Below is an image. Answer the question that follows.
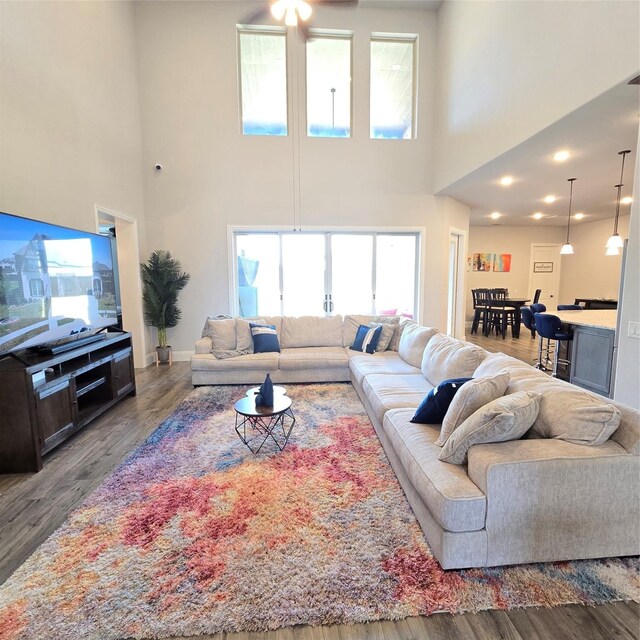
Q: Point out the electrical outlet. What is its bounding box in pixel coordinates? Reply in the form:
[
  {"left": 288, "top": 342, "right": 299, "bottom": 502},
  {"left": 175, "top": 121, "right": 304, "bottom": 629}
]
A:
[{"left": 628, "top": 321, "right": 640, "bottom": 339}]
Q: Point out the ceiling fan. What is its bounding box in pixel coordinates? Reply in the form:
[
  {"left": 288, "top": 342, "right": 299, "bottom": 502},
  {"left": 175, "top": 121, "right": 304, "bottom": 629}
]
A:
[{"left": 241, "top": 0, "right": 359, "bottom": 38}]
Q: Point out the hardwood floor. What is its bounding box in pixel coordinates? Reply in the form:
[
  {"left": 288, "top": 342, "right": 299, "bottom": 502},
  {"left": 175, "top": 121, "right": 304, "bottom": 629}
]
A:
[{"left": 0, "top": 361, "right": 637, "bottom": 640}]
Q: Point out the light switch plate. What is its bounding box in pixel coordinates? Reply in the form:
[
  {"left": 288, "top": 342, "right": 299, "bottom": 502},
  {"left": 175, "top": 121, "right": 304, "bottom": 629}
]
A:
[{"left": 628, "top": 321, "right": 640, "bottom": 339}]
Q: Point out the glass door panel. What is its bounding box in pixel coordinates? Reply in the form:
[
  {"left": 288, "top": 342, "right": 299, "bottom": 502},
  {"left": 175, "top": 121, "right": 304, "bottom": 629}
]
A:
[
  {"left": 282, "top": 234, "right": 326, "bottom": 316},
  {"left": 375, "top": 235, "right": 417, "bottom": 318},
  {"left": 236, "top": 234, "right": 281, "bottom": 317},
  {"left": 331, "top": 235, "right": 373, "bottom": 315}
]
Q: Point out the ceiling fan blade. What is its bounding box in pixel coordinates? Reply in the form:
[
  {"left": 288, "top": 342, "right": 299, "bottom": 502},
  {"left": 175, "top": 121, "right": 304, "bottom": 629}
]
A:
[{"left": 238, "top": 6, "right": 271, "bottom": 25}]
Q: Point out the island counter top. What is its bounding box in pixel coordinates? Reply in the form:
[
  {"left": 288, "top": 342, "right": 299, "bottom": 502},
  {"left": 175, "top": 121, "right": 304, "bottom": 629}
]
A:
[{"left": 554, "top": 309, "right": 617, "bottom": 331}]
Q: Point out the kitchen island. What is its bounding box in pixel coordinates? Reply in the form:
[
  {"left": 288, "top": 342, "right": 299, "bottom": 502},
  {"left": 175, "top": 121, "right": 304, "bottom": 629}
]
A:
[{"left": 555, "top": 309, "right": 617, "bottom": 398}]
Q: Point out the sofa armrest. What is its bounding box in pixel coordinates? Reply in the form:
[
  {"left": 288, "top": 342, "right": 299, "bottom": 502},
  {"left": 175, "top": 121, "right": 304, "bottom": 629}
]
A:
[{"left": 195, "top": 337, "right": 212, "bottom": 354}]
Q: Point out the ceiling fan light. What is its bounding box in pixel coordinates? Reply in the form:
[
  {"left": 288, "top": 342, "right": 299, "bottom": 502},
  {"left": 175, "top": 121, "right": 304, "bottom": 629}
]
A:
[
  {"left": 606, "top": 245, "right": 620, "bottom": 256},
  {"left": 606, "top": 233, "right": 624, "bottom": 249},
  {"left": 560, "top": 243, "right": 574, "bottom": 255},
  {"left": 297, "top": 0, "right": 312, "bottom": 21},
  {"left": 271, "top": 0, "right": 286, "bottom": 20},
  {"left": 284, "top": 6, "right": 298, "bottom": 25}
]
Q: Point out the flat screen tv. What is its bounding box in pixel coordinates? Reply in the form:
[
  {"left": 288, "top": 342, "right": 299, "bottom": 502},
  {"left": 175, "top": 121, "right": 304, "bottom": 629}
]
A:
[{"left": 0, "top": 212, "right": 121, "bottom": 355}]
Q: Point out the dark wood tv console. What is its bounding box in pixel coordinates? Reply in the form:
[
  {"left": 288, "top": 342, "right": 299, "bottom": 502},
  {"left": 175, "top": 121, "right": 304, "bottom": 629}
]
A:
[{"left": 0, "top": 331, "right": 136, "bottom": 473}]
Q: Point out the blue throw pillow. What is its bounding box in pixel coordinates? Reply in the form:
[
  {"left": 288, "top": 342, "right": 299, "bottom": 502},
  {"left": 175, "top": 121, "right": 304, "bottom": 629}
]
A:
[
  {"left": 411, "top": 378, "right": 472, "bottom": 424},
  {"left": 350, "top": 324, "right": 383, "bottom": 354},
  {"left": 250, "top": 323, "right": 281, "bottom": 353}
]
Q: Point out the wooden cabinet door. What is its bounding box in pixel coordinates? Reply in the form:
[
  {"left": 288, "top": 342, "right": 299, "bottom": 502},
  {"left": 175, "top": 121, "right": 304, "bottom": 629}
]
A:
[
  {"left": 35, "top": 380, "right": 77, "bottom": 453},
  {"left": 112, "top": 351, "right": 134, "bottom": 397}
]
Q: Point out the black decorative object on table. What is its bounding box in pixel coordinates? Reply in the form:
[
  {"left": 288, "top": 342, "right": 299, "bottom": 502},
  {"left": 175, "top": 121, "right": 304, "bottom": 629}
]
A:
[{"left": 255, "top": 373, "right": 274, "bottom": 407}]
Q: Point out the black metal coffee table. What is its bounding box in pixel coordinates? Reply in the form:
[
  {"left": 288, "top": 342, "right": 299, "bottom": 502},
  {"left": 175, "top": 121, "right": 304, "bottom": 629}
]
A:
[{"left": 234, "top": 392, "right": 296, "bottom": 454}]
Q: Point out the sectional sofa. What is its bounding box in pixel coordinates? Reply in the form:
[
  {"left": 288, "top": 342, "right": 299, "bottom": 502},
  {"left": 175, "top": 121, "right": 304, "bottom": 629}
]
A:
[{"left": 191, "top": 314, "right": 640, "bottom": 570}]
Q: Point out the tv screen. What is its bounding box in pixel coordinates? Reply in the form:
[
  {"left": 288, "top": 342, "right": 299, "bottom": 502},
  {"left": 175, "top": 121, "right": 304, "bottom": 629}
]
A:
[{"left": 0, "top": 212, "right": 120, "bottom": 354}]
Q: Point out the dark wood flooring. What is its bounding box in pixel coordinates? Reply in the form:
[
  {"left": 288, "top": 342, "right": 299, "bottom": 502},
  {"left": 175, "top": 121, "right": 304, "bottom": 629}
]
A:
[{"left": 0, "top": 361, "right": 637, "bottom": 640}]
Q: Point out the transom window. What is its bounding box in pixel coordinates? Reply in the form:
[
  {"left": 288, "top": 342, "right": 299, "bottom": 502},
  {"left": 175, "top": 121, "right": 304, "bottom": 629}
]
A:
[
  {"left": 306, "top": 33, "right": 352, "bottom": 138},
  {"left": 370, "top": 35, "right": 417, "bottom": 139},
  {"left": 238, "top": 29, "right": 288, "bottom": 136},
  {"left": 233, "top": 231, "right": 420, "bottom": 318}
]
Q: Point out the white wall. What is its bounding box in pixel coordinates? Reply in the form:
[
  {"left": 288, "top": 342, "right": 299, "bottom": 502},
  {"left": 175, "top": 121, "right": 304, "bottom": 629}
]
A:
[
  {"left": 559, "top": 215, "right": 630, "bottom": 305},
  {"left": 434, "top": 0, "right": 640, "bottom": 192},
  {"left": 0, "top": 0, "right": 148, "bottom": 366},
  {"left": 466, "top": 224, "right": 564, "bottom": 321},
  {"left": 134, "top": 1, "right": 468, "bottom": 355},
  {"left": 614, "top": 140, "right": 640, "bottom": 409}
]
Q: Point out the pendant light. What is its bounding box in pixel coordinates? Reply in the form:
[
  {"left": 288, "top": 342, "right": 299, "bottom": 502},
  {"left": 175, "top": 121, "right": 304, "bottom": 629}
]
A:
[
  {"left": 560, "top": 178, "right": 577, "bottom": 255},
  {"left": 606, "top": 149, "right": 631, "bottom": 251}
]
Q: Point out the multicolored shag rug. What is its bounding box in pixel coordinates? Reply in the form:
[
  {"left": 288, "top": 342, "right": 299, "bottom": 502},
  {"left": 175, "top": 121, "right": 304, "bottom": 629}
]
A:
[{"left": 0, "top": 383, "right": 638, "bottom": 640}]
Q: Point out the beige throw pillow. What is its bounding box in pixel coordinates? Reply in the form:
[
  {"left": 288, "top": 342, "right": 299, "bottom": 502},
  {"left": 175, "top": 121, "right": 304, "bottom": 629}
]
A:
[
  {"left": 370, "top": 322, "right": 396, "bottom": 352},
  {"left": 436, "top": 371, "right": 511, "bottom": 446},
  {"left": 439, "top": 391, "right": 542, "bottom": 465},
  {"left": 421, "top": 333, "right": 487, "bottom": 387},
  {"left": 236, "top": 317, "right": 264, "bottom": 353},
  {"left": 398, "top": 322, "right": 439, "bottom": 368}
]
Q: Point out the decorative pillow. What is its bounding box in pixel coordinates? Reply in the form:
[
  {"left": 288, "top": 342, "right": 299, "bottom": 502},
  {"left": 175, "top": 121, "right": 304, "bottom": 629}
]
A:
[
  {"left": 421, "top": 333, "right": 487, "bottom": 387},
  {"left": 436, "top": 371, "right": 511, "bottom": 446},
  {"left": 439, "top": 391, "right": 542, "bottom": 465},
  {"left": 250, "top": 323, "right": 281, "bottom": 353},
  {"left": 411, "top": 378, "right": 471, "bottom": 424},
  {"left": 201, "top": 317, "right": 239, "bottom": 359},
  {"left": 342, "top": 315, "right": 399, "bottom": 348},
  {"left": 398, "top": 322, "right": 439, "bottom": 368},
  {"left": 388, "top": 319, "right": 408, "bottom": 351},
  {"left": 370, "top": 322, "right": 396, "bottom": 352},
  {"left": 350, "top": 324, "right": 383, "bottom": 354},
  {"left": 236, "top": 317, "right": 264, "bottom": 353}
]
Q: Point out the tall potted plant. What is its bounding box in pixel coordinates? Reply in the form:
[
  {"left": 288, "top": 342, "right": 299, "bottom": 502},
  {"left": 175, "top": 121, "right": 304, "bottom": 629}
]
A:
[{"left": 140, "top": 250, "right": 190, "bottom": 364}]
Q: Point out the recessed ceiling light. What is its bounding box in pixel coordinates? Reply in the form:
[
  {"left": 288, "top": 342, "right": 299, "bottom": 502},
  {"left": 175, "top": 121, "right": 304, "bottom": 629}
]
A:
[
  {"left": 499, "top": 176, "right": 514, "bottom": 186},
  {"left": 621, "top": 196, "right": 633, "bottom": 205},
  {"left": 490, "top": 211, "right": 501, "bottom": 219},
  {"left": 553, "top": 150, "right": 571, "bottom": 162},
  {"left": 574, "top": 212, "right": 584, "bottom": 220},
  {"left": 543, "top": 195, "right": 556, "bottom": 204},
  {"left": 532, "top": 212, "right": 544, "bottom": 219}
]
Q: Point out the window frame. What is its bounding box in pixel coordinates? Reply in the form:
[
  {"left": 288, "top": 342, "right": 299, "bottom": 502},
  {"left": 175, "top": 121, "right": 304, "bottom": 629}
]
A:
[
  {"left": 237, "top": 25, "right": 289, "bottom": 137},
  {"left": 228, "top": 226, "right": 424, "bottom": 320},
  {"left": 304, "top": 29, "right": 354, "bottom": 139},
  {"left": 369, "top": 33, "right": 418, "bottom": 140}
]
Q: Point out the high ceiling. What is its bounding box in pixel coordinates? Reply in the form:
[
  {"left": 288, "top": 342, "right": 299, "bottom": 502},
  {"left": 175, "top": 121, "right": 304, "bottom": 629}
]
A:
[
  {"left": 360, "top": 0, "right": 442, "bottom": 9},
  {"left": 440, "top": 79, "right": 639, "bottom": 227}
]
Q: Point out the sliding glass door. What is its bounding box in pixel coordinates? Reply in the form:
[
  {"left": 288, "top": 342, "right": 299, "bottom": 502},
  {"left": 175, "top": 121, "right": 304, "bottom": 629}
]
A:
[{"left": 233, "top": 231, "right": 419, "bottom": 318}]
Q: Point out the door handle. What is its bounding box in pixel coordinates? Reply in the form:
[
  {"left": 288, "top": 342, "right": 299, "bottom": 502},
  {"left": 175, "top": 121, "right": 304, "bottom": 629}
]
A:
[{"left": 329, "top": 300, "right": 334, "bottom": 312}]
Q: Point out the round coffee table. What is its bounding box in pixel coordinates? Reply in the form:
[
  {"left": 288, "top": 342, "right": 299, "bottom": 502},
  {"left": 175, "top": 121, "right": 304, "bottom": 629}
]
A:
[{"left": 234, "top": 393, "right": 296, "bottom": 454}]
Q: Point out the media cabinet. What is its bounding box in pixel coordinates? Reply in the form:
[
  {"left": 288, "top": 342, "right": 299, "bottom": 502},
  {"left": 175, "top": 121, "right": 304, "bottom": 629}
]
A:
[{"left": 0, "top": 331, "right": 136, "bottom": 473}]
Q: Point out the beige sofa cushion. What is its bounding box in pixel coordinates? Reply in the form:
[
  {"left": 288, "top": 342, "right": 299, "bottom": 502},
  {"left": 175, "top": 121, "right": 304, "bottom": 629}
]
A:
[
  {"left": 281, "top": 315, "right": 344, "bottom": 348},
  {"left": 383, "top": 408, "right": 487, "bottom": 532},
  {"left": 342, "top": 315, "right": 399, "bottom": 348},
  {"left": 370, "top": 322, "right": 396, "bottom": 351},
  {"left": 236, "top": 317, "right": 264, "bottom": 352},
  {"left": 279, "top": 347, "right": 349, "bottom": 371},
  {"left": 436, "top": 372, "right": 511, "bottom": 447},
  {"left": 362, "top": 373, "right": 432, "bottom": 425},
  {"left": 440, "top": 391, "right": 541, "bottom": 465},
  {"left": 398, "top": 322, "right": 439, "bottom": 368},
  {"left": 474, "top": 352, "right": 622, "bottom": 446},
  {"left": 349, "top": 351, "right": 420, "bottom": 385},
  {"left": 190, "top": 352, "right": 279, "bottom": 371},
  {"left": 202, "top": 317, "right": 236, "bottom": 350},
  {"left": 421, "top": 333, "right": 487, "bottom": 386}
]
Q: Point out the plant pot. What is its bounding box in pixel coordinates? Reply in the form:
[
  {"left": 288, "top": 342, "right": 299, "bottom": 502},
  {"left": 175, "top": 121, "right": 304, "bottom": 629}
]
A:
[{"left": 156, "top": 345, "right": 172, "bottom": 365}]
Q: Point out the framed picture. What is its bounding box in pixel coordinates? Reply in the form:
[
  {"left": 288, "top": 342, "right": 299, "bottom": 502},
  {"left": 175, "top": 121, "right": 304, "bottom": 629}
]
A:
[
  {"left": 493, "top": 254, "right": 511, "bottom": 272},
  {"left": 534, "top": 262, "right": 554, "bottom": 273},
  {"left": 472, "top": 253, "right": 494, "bottom": 272}
]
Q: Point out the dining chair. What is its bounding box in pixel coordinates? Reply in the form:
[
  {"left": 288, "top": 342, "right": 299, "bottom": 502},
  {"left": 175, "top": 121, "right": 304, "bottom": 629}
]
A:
[
  {"left": 486, "top": 289, "right": 516, "bottom": 339},
  {"left": 532, "top": 289, "right": 542, "bottom": 304},
  {"left": 471, "top": 289, "right": 490, "bottom": 335}
]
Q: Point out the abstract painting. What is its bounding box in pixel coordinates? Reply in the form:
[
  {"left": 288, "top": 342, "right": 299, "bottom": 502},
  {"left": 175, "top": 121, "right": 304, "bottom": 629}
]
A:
[
  {"left": 493, "top": 253, "right": 512, "bottom": 272},
  {"left": 472, "top": 253, "right": 493, "bottom": 272}
]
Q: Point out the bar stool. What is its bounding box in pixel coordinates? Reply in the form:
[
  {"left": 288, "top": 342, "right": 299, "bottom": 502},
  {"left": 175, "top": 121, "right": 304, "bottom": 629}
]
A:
[
  {"left": 521, "top": 307, "right": 537, "bottom": 338},
  {"left": 557, "top": 304, "right": 582, "bottom": 310},
  {"left": 534, "top": 313, "right": 573, "bottom": 377}
]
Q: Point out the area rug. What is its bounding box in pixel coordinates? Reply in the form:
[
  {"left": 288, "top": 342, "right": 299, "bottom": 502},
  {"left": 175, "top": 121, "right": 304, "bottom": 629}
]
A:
[{"left": 0, "top": 384, "right": 638, "bottom": 640}]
